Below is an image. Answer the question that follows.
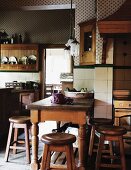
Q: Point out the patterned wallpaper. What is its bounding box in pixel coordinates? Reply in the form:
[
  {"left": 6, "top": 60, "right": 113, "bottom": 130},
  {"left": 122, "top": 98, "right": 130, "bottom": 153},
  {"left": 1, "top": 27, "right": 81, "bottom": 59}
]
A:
[
  {"left": 0, "top": 10, "right": 72, "bottom": 44},
  {"left": 0, "top": 0, "right": 128, "bottom": 65},
  {"left": 97, "top": 0, "right": 126, "bottom": 20}
]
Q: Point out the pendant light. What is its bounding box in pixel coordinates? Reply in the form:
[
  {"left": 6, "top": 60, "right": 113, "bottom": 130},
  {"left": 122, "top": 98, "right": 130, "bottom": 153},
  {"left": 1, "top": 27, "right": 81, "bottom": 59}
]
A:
[{"left": 65, "top": 0, "right": 79, "bottom": 59}]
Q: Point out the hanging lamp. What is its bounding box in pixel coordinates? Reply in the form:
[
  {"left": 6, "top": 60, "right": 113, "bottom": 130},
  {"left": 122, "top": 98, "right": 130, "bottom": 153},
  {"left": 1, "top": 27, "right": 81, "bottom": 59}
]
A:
[{"left": 65, "top": 0, "right": 79, "bottom": 59}]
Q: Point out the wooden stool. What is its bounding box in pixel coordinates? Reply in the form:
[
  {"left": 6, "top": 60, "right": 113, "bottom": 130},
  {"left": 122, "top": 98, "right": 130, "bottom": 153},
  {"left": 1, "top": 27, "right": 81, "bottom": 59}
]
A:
[
  {"left": 4, "top": 116, "right": 31, "bottom": 164},
  {"left": 40, "top": 132, "right": 76, "bottom": 170},
  {"left": 95, "top": 125, "right": 127, "bottom": 170},
  {"left": 88, "top": 118, "right": 113, "bottom": 158}
]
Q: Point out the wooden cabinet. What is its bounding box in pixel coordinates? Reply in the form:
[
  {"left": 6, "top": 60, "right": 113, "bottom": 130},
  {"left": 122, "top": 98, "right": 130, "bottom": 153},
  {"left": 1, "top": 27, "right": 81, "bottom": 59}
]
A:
[
  {"left": 19, "top": 90, "right": 39, "bottom": 115},
  {"left": 0, "top": 44, "right": 39, "bottom": 71},
  {"left": 114, "top": 38, "right": 131, "bottom": 66},
  {"left": 79, "top": 19, "right": 96, "bottom": 65},
  {"left": 113, "top": 37, "right": 131, "bottom": 90},
  {"left": 0, "top": 88, "right": 39, "bottom": 137},
  {"left": 0, "top": 88, "right": 20, "bottom": 136}
]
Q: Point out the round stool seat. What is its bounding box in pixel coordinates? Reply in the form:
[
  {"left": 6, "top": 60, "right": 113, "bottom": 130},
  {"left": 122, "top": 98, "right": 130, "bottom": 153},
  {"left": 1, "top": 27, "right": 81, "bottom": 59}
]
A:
[
  {"left": 41, "top": 132, "right": 76, "bottom": 145},
  {"left": 90, "top": 118, "right": 113, "bottom": 126},
  {"left": 9, "top": 116, "right": 30, "bottom": 124},
  {"left": 96, "top": 125, "right": 127, "bottom": 136}
]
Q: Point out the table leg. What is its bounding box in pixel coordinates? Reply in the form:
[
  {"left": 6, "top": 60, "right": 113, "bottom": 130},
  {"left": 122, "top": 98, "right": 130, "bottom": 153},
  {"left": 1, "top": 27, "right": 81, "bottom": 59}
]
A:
[
  {"left": 30, "top": 123, "right": 39, "bottom": 170},
  {"left": 78, "top": 124, "right": 86, "bottom": 170}
]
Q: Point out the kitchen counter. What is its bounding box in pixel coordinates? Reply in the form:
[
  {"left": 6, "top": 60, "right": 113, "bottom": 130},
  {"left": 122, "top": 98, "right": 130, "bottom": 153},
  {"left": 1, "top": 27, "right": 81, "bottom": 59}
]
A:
[
  {"left": 11, "top": 88, "right": 39, "bottom": 93},
  {"left": 0, "top": 87, "right": 13, "bottom": 92}
]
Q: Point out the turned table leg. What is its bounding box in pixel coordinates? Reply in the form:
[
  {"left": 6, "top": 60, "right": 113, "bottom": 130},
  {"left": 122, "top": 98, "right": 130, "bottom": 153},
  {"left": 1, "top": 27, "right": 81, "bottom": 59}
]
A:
[
  {"left": 30, "top": 123, "right": 39, "bottom": 170},
  {"left": 78, "top": 124, "right": 86, "bottom": 170}
]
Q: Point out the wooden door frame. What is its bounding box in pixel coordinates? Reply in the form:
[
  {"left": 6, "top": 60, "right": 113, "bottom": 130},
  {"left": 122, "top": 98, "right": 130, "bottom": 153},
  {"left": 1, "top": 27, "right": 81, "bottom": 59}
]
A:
[{"left": 39, "top": 44, "right": 65, "bottom": 99}]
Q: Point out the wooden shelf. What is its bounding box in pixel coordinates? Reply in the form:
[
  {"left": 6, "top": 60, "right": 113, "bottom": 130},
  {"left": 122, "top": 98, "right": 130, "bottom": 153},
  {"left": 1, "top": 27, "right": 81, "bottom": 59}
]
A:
[
  {"left": 0, "top": 64, "right": 37, "bottom": 71},
  {"left": 0, "top": 44, "right": 39, "bottom": 71}
]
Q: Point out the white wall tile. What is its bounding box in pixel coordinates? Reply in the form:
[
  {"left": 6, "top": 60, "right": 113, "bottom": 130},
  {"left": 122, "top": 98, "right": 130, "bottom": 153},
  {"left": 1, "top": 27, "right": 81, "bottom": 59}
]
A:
[
  {"left": 95, "top": 67, "right": 108, "bottom": 80},
  {"left": 95, "top": 92, "right": 108, "bottom": 106},
  {"left": 94, "top": 80, "right": 108, "bottom": 93},
  {"left": 107, "top": 92, "right": 113, "bottom": 105},
  {"left": 107, "top": 80, "right": 113, "bottom": 93},
  {"left": 73, "top": 68, "right": 94, "bottom": 80},
  {"left": 73, "top": 79, "right": 94, "bottom": 91},
  {"left": 0, "top": 72, "right": 40, "bottom": 88},
  {"left": 94, "top": 105, "right": 107, "bottom": 118},
  {"left": 108, "top": 68, "right": 113, "bottom": 80}
]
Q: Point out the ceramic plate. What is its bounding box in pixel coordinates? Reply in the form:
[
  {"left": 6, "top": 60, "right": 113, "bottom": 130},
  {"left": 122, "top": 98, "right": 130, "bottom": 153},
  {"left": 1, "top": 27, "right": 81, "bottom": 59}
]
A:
[
  {"left": 19, "top": 56, "right": 28, "bottom": 64},
  {"left": 28, "top": 55, "right": 36, "bottom": 64},
  {"left": 28, "top": 55, "right": 36, "bottom": 60},
  {"left": 9, "top": 56, "right": 17, "bottom": 64},
  {"left": 1, "top": 56, "right": 9, "bottom": 64}
]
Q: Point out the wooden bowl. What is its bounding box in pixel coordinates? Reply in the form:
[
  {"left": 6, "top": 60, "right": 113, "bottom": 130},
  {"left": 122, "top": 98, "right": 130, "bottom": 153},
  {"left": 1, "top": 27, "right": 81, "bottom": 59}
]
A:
[{"left": 64, "top": 91, "right": 89, "bottom": 99}]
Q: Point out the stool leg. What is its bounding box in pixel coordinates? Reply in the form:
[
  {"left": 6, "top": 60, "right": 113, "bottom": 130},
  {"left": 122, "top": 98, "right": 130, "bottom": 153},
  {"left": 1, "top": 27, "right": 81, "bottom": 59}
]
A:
[
  {"left": 88, "top": 125, "right": 95, "bottom": 158},
  {"left": 40, "top": 144, "right": 51, "bottom": 170},
  {"left": 119, "top": 136, "right": 126, "bottom": 170},
  {"left": 70, "top": 145, "right": 76, "bottom": 170},
  {"left": 13, "top": 128, "right": 18, "bottom": 154},
  {"left": 24, "top": 124, "right": 31, "bottom": 164},
  {"left": 95, "top": 134, "right": 105, "bottom": 170},
  {"left": 109, "top": 141, "right": 114, "bottom": 164},
  {"left": 4, "top": 122, "right": 13, "bottom": 162},
  {"left": 66, "top": 145, "right": 74, "bottom": 170}
]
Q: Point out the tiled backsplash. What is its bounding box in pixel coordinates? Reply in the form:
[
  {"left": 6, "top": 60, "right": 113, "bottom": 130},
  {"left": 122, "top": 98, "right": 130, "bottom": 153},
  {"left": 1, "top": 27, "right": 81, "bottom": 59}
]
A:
[
  {"left": 94, "top": 67, "right": 113, "bottom": 118},
  {"left": 73, "top": 68, "right": 94, "bottom": 92},
  {"left": 74, "top": 67, "right": 113, "bottom": 119},
  {"left": 0, "top": 72, "right": 39, "bottom": 87}
]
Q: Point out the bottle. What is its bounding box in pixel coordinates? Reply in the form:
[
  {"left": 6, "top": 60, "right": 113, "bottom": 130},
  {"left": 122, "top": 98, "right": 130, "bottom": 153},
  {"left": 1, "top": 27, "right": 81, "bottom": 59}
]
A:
[
  {"left": 11, "top": 34, "right": 14, "bottom": 44},
  {"left": 18, "top": 34, "right": 22, "bottom": 44}
]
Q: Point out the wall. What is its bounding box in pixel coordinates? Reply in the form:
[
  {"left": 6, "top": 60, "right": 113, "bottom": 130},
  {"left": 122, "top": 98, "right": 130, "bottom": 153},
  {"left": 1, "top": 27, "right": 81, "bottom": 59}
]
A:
[
  {"left": 0, "top": 10, "right": 72, "bottom": 44},
  {"left": 0, "top": 0, "right": 128, "bottom": 119},
  {"left": 0, "top": 0, "right": 95, "bottom": 88}
]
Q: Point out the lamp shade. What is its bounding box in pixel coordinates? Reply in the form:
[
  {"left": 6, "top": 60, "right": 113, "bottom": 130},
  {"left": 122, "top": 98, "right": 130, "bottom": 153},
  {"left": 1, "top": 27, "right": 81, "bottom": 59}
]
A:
[{"left": 70, "top": 38, "right": 79, "bottom": 57}]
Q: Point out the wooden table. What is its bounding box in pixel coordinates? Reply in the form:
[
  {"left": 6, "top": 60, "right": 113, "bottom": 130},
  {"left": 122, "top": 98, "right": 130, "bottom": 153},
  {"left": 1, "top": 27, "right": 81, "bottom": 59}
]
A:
[{"left": 27, "top": 97, "right": 94, "bottom": 170}]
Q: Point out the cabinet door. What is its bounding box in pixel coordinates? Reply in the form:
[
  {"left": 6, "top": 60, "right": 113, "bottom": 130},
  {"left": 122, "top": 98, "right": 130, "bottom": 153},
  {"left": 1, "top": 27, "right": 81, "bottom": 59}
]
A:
[
  {"left": 19, "top": 91, "right": 39, "bottom": 115},
  {"left": 114, "top": 38, "right": 131, "bottom": 66},
  {"left": 79, "top": 19, "right": 96, "bottom": 65},
  {"left": 0, "top": 90, "right": 19, "bottom": 136}
]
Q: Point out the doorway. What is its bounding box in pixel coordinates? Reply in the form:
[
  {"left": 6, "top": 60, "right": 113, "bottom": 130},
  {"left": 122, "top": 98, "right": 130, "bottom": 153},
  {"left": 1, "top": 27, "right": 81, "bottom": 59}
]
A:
[{"left": 43, "top": 46, "right": 71, "bottom": 98}]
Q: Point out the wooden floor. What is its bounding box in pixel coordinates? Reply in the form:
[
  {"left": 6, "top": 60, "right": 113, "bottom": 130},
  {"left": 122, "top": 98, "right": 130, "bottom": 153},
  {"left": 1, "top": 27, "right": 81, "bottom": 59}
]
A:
[
  {"left": 0, "top": 121, "right": 131, "bottom": 170},
  {"left": 0, "top": 139, "right": 131, "bottom": 170}
]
